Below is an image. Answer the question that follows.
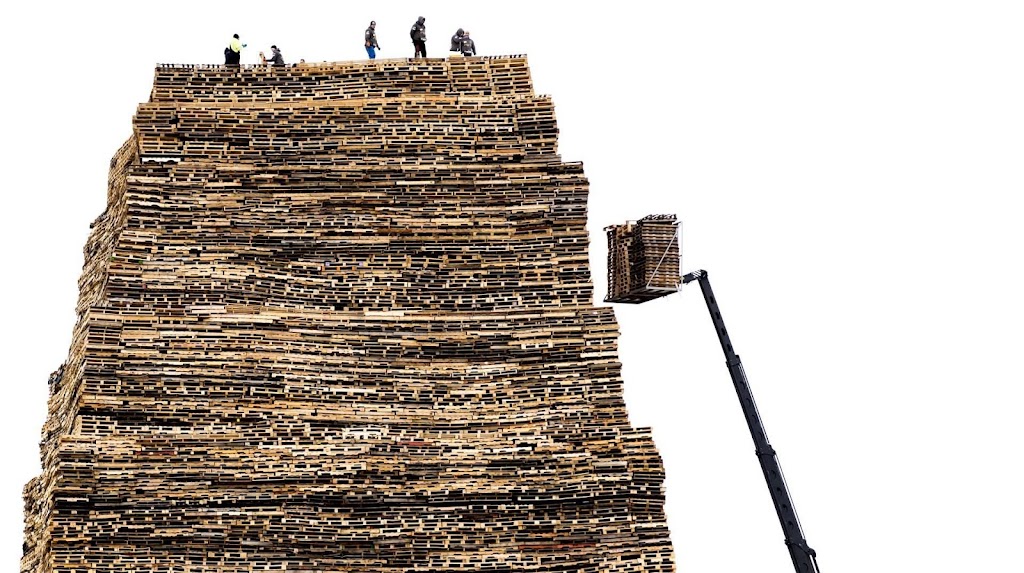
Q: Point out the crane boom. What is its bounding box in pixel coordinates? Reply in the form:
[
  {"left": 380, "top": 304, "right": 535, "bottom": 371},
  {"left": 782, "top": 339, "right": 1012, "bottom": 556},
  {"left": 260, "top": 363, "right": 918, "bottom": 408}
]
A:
[{"left": 682, "top": 270, "right": 821, "bottom": 573}]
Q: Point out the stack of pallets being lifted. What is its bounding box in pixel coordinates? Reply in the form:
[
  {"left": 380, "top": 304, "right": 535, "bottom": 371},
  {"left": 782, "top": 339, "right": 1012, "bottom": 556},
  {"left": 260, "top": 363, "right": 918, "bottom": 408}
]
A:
[{"left": 605, "top": 214, "right": 681, "bottom": 303}]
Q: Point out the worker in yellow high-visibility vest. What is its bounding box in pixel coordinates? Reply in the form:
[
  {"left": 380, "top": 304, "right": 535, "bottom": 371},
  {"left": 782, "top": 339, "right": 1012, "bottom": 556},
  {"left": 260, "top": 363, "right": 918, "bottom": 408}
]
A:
[{"left": 225, "top": 34, "right": 246, "bottom": 66}]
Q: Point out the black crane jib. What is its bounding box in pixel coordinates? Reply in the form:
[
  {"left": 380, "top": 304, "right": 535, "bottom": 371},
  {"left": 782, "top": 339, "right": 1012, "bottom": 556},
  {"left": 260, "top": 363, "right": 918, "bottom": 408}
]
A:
[{"left": 682, "top": 269, "right": 821, "bottom": 573}]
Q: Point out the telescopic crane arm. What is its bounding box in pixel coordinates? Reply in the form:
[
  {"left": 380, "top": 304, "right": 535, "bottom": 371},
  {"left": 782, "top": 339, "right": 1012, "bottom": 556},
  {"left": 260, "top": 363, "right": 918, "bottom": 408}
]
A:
[{"left": 682, "top": 269, "right": 821, "bottom": 573}]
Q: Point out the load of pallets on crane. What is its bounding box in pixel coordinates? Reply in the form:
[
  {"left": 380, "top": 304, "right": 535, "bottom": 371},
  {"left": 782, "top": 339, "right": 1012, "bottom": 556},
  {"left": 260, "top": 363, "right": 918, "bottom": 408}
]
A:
[{"left": 605, "top": 214, "right": 680, "bottom": 303}]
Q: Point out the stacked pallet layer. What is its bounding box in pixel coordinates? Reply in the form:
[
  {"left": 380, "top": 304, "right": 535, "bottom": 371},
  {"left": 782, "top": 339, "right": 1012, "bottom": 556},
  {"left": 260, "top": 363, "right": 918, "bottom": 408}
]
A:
[
  {"left": 150, "top": 57, "right": 533, "bottom": 103},
  {"left": 23, "top": 57, "right": 675, "bottom": 573},
  {"left": 605, "top": 215, "right": 680, "bottom": 304}
]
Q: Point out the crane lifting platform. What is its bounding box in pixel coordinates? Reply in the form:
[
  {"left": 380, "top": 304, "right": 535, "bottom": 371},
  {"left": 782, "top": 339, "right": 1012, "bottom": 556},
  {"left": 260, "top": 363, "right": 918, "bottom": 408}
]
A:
[{"left": 605, "top": 216, "right": 821, "bottom": 573}]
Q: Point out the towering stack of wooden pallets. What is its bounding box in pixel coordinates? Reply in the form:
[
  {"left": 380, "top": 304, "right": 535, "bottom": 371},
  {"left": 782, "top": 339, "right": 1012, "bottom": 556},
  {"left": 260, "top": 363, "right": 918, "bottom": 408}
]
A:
[
  {"left": 605, "top": 215, "right": 681, "bottom": 303},
  {"left": 23, "top": 57, "right": 675, "bottom": 573}
]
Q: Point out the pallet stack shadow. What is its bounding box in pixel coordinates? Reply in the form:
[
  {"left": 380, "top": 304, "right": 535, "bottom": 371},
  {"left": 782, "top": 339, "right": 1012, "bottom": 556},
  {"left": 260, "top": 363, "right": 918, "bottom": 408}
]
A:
[
  {"left": 605, "top": 215, "right": 681, "bottom": 303},
  {"left": 23, "top": 57, "right": 675, "bottom": 573}
]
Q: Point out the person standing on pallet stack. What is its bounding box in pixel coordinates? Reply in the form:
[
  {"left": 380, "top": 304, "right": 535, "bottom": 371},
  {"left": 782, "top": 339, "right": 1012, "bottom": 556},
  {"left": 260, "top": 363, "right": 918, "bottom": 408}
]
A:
[
  {"left": 460, "top": 31, "right": 476, "bottom": 56},
  {"left": 365, "top": 21, "right": 381, "bottom": 59},
  {"left": 450, "top": 28, "right": 465, "bottom": 56},
  {"left": 224, "top": 33, "right": 246, "bottom": 66},
  {"left": 410, "top": 16, "right": 427, "bottom": 57}
]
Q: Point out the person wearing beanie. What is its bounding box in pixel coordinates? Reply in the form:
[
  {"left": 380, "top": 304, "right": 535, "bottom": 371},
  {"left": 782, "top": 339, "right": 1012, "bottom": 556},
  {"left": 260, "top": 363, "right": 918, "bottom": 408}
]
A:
[{"left": 365, "top": 21, "right": 380, "bottom": 59}]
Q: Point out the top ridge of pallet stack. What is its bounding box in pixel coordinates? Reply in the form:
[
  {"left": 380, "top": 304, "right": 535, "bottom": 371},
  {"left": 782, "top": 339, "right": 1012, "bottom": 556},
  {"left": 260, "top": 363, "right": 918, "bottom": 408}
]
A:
[{"left": 150, "top": 56, "right": 534, "bottom": 103}]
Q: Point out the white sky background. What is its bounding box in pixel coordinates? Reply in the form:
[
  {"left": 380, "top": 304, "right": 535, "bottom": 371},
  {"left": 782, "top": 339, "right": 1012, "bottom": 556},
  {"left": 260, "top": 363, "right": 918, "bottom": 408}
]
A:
[{"left": 1, "top": 1, "right": 1022, "bottom": 571}]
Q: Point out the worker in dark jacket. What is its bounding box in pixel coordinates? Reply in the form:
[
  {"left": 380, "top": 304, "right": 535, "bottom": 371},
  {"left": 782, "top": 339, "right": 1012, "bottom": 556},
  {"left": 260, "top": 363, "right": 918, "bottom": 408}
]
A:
[
  {"left": 266, "top": 45, "right": 284, "bottom": 66},
  {"left": 450, "top": 28, "right": 465, "bottom": 52},
  {"left": 410, "top": 16, "right": 427, "bottom": 57},
  {"left": 365, "top": 21, "right": 380, "bottom": 59},
  {"left": 460, "top": 31, "right": 476, "bottom": 56}
]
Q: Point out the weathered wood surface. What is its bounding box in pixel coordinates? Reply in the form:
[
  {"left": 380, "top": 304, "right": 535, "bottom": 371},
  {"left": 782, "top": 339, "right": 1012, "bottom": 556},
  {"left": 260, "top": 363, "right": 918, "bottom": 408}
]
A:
[{"left": 23, "top": 57, "right": 674, "bottom": 573}]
